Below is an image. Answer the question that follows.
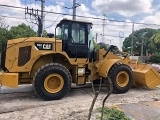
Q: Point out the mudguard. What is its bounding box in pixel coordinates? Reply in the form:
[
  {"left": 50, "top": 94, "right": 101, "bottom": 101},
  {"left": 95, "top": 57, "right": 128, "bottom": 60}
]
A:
[{"left": 97, "top": 59, "right": 121, "bottom": 78}]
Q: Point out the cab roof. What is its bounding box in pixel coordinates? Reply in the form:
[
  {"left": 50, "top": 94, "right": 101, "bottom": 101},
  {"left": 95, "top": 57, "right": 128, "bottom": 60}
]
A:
[{"left": 59, "top": 18, "right": 93, "bottom": 25}]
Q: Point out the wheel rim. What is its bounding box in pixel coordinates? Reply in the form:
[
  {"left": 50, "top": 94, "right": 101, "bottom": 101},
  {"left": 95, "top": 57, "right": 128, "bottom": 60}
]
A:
[
  {"left": 116, "top": 71, "right": 129, "bottom": 87},
  {"left": 44, "top": 74, "right": 64, "bottom": 93}
]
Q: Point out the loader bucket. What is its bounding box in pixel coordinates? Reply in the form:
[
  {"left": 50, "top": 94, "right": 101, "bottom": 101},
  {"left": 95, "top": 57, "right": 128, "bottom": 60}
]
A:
[{"left": 128, "top": 60, "right": 160, "bottom": 89}]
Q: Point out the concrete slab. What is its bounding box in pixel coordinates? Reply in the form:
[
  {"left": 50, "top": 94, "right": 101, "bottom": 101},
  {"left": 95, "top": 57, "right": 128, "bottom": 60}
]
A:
[
  {"left": 0, "top": 84, "right": 33, "bottom": 93},
  {"left": 0, "top": 83, "right": 94, "bottom": 94},
  {"left": 118, "top": 101, "right": 160, "bottom": 120}
]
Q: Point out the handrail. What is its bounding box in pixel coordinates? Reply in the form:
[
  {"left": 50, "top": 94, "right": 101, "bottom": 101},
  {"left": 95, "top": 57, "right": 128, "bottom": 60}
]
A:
[
  {"left": 72, "top": 40, "right": 77, "bottom": 62},
  {"left": 103, "top": 45, "right": 117, "bottom": 58},
  {"left": 86, "top": 40, "right": 91, "bottom": 62},
  {"left": 55, "top": 27, "right": 57, "bottom": 51}
]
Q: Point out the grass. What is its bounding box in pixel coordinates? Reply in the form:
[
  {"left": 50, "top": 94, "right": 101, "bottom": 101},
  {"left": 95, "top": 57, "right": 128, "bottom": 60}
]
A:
[{"left": 97, "top": 107, "right": 131, "bottom": 120}]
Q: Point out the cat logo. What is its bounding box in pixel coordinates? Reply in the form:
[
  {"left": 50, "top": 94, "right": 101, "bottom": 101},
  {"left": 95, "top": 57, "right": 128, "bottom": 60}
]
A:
[
  {"left": 35, "top": 42, "right": 52, "bottom": 50},
  {"left": 43, "top": 44, "right": 52, "bottom": 50}
]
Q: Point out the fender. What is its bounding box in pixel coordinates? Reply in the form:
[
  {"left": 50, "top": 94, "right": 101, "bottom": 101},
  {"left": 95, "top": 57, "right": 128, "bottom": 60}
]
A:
[{"left": 97, "top": 59, "right": 121, "bottom": 78}]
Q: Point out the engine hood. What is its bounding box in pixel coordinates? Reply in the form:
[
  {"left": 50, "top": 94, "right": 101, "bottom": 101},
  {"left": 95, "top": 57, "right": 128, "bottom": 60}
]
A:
[{"left": 7, "top": 37, "right": 62, "bottom": 44}]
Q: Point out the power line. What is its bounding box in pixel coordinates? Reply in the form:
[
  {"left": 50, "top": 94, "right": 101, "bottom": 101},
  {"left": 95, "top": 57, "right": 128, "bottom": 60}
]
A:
[
  {"left": 0, "top": 6, "right": 24, "bottom": 12},
  {"left": 1, "top": 4, "right": 160, "bottom": 26},
  {"left": 100, "top": 34, "right": 127, "bottom": 38},
  {"left": 0, "top": 15, "right": 133, "bottom": 30},
  {"left": 0, "top": 4, "right": 25, "bottom": 10},
  {"left": 0, "top": 15, "right": 25, "bottom": 19},
  {"left": 47, "top": 0, "right": 73, "bottom": 9},
  {"left": 0, "top": 15, "right": 132, "bottom": 31},
  {"left": 1, "top": 15, "right": 128, "bottom": 38},
  {"left": 44, "top": 14, "right": 63, "bottom": 29},
  {"left": 0, "top": 15, "right": 61, "bottom": 23},
  {"left": 0, "top": 15, "right": 131, "bottom": 27},
  {"left": 0, "top": 15, "right": 158, "bottom": 32},
  {"left": 25, "top": 0, "right": 45, "bottom": 37}
]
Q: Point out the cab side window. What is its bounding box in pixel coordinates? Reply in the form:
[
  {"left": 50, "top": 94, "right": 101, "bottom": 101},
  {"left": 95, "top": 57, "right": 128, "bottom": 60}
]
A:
[{"left": 71, "top": 23, "right": 85, "bottom": 44}]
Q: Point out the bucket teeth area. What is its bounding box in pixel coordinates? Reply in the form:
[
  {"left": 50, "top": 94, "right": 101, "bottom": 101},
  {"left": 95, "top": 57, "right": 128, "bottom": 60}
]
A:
[{"left": 128, "top": 60, "right": 160, "bottom": 88}]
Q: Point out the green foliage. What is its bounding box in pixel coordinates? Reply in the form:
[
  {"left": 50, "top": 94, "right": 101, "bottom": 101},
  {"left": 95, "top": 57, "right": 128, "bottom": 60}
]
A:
[
  {"left": 8, "top": 23, "right": 36, "bottom": 39},
  {"left": 148, "top": 53, "right": 160, "bottom": 63},
  {"left": 0, "top": 28, "right": 9, "bottom": 51},
  {"left": 42, "top": 30, "right": 48, "bottom": 37},
  {"left": 97, "top": 107, "right": 130, "bottom": 120},
  {"left": 92, "top": 37, "right": 100, "bottom": 50},
  {"left": 0, "top": 23, "right": 37, "bottom": 51},
  {"left": 123, "top": 28, "right": 160, "bottom": 55},
  {"left": 151, "top": 32, "right": 160, "bottom": 43}
]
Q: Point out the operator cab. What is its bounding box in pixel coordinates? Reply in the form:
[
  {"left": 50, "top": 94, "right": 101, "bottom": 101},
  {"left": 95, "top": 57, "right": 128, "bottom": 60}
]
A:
[{"left": 56, "top": 19, "right": 94, "bottom": 59}]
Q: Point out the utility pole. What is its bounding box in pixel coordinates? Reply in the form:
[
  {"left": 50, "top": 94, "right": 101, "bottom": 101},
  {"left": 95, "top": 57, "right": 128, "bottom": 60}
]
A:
[
  {"left": 25, "top": 0, "right": 45, "bottom": 37},
  {"left": 96, "top": 33, "right": 98, "bottom": 43},
  {"left": 72, "top": 0, "right": 81, "bottom": 20},
  {"left": 40, "top": 0, "right": 45, "bottom": 37},
  {"left": 102, "top": 14, "right": 106, "bottom": 42},
  {"left": 141, "top": 37, "right": 144, "bottom": 57},
  {"left": 119, "top": 31, "right": 124, "bottom": 51},
  {"left": 141, "top": 32, "right": 147, "bottom": 57},
  {"left": 73, "top": 0, "right": 76, "bottom": 20},
  {"left": 131, "top": 22, "right": 134, "bottom": 56}
]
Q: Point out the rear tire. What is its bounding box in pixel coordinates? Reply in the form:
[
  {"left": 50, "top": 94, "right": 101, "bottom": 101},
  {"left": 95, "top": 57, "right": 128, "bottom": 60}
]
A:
[
  {"left": 108, "top": 63, "right": 133, "bottom": 94},
  {"left": 33, "top": 63, "right": 72, "bottom": 100}
]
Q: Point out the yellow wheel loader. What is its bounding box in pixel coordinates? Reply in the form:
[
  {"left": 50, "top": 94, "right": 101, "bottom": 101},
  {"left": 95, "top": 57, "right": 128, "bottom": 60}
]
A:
[{"left": 0, "top": 19, "right": 160, "bottom": 100}]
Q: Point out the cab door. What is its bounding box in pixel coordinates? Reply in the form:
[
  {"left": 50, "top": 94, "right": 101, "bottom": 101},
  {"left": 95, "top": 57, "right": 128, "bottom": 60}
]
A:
[{"left": 67, "top": 23, "right": 88, "bottom": 58}]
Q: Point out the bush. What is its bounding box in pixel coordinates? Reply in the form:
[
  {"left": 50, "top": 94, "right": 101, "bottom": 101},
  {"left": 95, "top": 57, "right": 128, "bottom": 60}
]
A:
[
  {"left": 148, "top": 53, "right": 160, "bottom": 63},
  {"left": 97, "top": 107, "right": 130, "bottom": 120}
]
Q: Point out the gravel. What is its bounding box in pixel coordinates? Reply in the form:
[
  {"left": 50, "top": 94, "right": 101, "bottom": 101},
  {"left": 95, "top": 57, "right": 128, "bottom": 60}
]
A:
[{"left": 0, "top": 84, "right": 160, "bottom": 120}]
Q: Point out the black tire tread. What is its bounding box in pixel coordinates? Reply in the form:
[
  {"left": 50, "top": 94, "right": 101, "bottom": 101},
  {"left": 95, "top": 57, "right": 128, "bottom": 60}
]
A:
[
  {"left": 33, "top": 63, "right": 72, "bottom": 100},
  {"left": 108, "top": 62, "right": 133, "bottom": 94}
]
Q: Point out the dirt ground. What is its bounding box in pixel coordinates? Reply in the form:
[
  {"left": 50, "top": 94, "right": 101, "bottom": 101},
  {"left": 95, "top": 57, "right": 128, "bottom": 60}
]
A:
[{"left": 0, "top": 84, "right": 160, "bottom": 120}]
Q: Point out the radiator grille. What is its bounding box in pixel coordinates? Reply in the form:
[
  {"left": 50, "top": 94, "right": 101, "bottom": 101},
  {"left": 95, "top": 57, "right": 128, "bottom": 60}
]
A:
[{"left": 18, "top": 46, "right": 31, "bottom": 66}]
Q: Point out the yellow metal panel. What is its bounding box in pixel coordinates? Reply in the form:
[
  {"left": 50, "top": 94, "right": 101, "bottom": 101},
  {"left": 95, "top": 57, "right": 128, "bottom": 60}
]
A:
[
  {"left": 6, "top": 37, "right": 63, "bottom": 72},
  {"left": 5, "top": 37, "right": 88, "bottom": 73},
  {"left": 97, "top": 59, "right": 121, "bottom": 77},
  {"left": 7, "top": 37, "right": 62, "bottom": 44},
  {"left": 0, "top": 72, "right": 18, "bottom": 88},
  {"left": 77, "top": 77, "right": 85, "bottom": 84},
  {"left": 128, "top": 61, "right": 160, "bottom": 88}
]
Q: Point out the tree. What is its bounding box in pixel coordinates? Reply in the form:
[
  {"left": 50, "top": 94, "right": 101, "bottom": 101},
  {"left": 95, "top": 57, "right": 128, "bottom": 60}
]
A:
[
  {"left": 0, "top": 28, "right": 9, "bottom": 51},
  {"left": 0, "top": 16, "right": 9, "bottom": 51},
  {"left": 123, "top": 28, "right": 158, "bottom": 55},
  {"left": 42, "top": 30, "right": 48, "bottom": 37},
  {"left": 0, "top": 16, "right": 8, "bottom": 29},
  {"left": 0, "top": 23, "right": 37, "bottom": 52},
  {"left": 150, "top": 31, "right": 160, "bottom": 43},
  {"left": 149, "top": 31, "right": 160, "bottom": 54},
  {"left": 8, "top": 23, "right": 36, "bottom": 39}
]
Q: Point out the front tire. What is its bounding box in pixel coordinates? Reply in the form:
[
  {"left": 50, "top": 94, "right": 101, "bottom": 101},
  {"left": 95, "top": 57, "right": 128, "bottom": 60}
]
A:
[
  {"left": 108, "top": 63, "right": 133, "bottom": 94},
  {"left": 33, "top": 63, "right": 72, "bottom": 100}
]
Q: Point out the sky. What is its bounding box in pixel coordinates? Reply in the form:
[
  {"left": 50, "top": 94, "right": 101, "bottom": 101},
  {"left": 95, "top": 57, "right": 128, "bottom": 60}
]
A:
[{"left": 0, "top": 0, "right": 160, "bottom": 49}]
